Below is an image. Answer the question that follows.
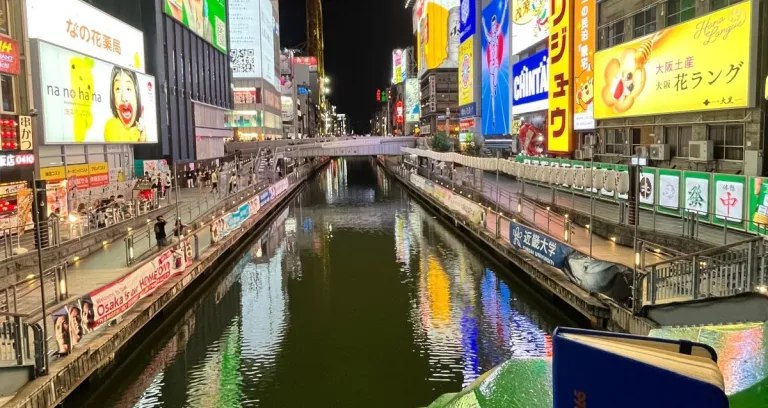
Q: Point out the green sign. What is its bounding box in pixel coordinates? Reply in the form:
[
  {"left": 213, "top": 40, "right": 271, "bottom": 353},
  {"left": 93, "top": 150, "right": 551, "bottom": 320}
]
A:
[
  {"left": 748, "top": 176, "right": 768, "bottom": 234},
  {"left": 164, "top": 0, "right": 228, "bottom": 53}
]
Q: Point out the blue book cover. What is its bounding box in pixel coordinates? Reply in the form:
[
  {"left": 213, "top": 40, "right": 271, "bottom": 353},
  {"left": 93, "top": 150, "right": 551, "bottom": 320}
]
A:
[{"left": 553, "top": 327, "right": 728, "bottom": 408}]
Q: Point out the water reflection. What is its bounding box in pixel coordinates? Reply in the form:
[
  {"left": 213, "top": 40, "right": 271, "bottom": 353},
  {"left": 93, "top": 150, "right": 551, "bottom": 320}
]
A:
[{"left": 72, "top": 158, "right": 570, "bottom": 407}]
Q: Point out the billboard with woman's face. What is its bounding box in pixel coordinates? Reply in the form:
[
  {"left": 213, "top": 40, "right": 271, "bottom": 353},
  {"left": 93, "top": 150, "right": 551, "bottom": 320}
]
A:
[{"left": 37, "top": 41, "right": 158, "bottom": 144}]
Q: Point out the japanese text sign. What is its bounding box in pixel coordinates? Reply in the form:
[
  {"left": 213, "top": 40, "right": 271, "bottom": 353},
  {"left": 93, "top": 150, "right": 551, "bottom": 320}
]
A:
[
  {"left": 26, "top": 0, "right": 146, "bottom": 73},
  {"left": 18, "top": 116, "right": 33, "bottom": 151},
  {"left": 547, "top": 0, "right": 574, "bottom": 153},
  {"left": 0, "top": 38, "right": 20, "bottom": 75},
  {"left": 509, "top": 220, "right": 574, "bottom": 268},
  {"left": 594, "top": 1, "right": 752, "bottom": 119},
  {"left": 572, "top": 0, "right": 595, "bottom": 130}
]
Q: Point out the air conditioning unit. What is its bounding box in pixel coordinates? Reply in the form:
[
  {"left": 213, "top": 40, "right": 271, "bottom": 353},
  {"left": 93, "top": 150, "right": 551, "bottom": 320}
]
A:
[
  {"left": 574, "top": 150, "right": 584, "bottom": 160},
  {"left": 650, "top": 144, "right": 670, "bottom": 161},
  {"left": 584, "top": 135, "right": 597, "bottom": 146},
  {"left": 689, "top": 140, "right": 714, "bottom": 161},
  {"left": 582, "top": 147, "right": 594, "bottom": 159},
  {"left": 635, "top": 146, "right": 649, "bottom": 157}
]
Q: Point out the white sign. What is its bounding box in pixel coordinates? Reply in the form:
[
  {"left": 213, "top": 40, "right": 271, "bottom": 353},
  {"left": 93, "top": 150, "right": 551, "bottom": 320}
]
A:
[
  {"left": 639, "top": 172, "right": 655, "bottom": 205},
  {"left": 685, "top": 177, "right": 709, "bottom": 215},
  {"left": 715, "top": 180, "right": 744, "bottom": 222},
  {"left": 229, "top": 0, "right": 262, "bottom": 78},
  {"left": 26, "top": 0, "right": 146, "bottom": 72},
  {"left": 510, "top": 0, "right": 549, "bottom": 55},
  {"left": 281, "top": 96, "right": 294, "bottom": 122},
  {"left": 38, "top": 42, "right": 158, "bottom": 144},
  {"left": 406, "top": 78, "right": 421, "bottom": 123},
  {"left": 659, "top": 174, "right": 680, "bottom": 209},
  {"left": 260, "top": 0, "right": 277, "bottom": 87}
]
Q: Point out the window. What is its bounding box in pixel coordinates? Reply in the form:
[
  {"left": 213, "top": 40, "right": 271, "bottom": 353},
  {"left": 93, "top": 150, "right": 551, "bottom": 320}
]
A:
[
  {"left": 599, "top": 20, "right": 625, "bottom": 50},
  {"left": 0, "top": 75, "right": 14, "bottom": 113},
  {"left": 0, "top": 0, "right": 9, "bottom": 36},
  {"left": 605, "top": 129, "right": 628, "bottom": 155},
  {"left": 711, "top": 0, "right": 743, "bottom": 11},
  {"left": 633, "top": 7, "right": 657, "bottom": 38},
  {"left": 709, "top": 124, "right": 744, "bottom": 160},
  {"left": 666, "top": 0, "right": 696, "bottom": 26},
  {"left": 664, "top": 126, "right": 692, "bottom": 157}
]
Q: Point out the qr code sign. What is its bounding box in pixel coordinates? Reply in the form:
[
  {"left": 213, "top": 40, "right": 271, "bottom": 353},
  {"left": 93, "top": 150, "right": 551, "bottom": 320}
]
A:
[
  {"left": 215, "top": 17, "right": 227, "bottom": 50},
  {"left": 231, "top": 49, "right": 256, "bottom": 75}
]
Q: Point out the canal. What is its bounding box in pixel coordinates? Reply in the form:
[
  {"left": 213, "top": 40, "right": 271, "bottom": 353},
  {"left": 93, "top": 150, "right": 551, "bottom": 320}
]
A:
[{"left": 67, "top": 158, "right": 576, "bottom": 407}]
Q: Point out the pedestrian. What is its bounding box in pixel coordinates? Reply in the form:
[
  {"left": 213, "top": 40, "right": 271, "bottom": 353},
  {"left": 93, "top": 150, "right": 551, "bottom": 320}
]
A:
[
  {"left": 229, "top": 173, "right": 238, "bottom": 194},
  {"left": 211, "top": 170, "right": 219, "bottom": 194},
  {"left": 154, "top": 216, "right": 168, "bottom": 247},
  {"left": 249, "top": 170, "right": 256, "bottom": 186},
  {"left": 174, "top": 218, "right": 186, "bottom": 239},
  {"left": 165, "top": 170, "right": 172, "bottom": 196},
  {"left": 185, "top": 167, "right": 194, "bottom": 188}
]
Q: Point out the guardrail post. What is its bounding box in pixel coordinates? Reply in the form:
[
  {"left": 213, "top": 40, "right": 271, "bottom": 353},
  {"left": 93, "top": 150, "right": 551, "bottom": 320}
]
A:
[
  {"left": 194, "top": 233, "right": 200, "bottom": 260},
  {"left": 692, "top": 255, "right": 700, "bottom": 300},
  {"left": 31, "top": 323, "right": 45, "bottom": 375},
  {"left": 747, "top": 241, "right": 754, "bottom": 292},
  {"left": 13, "top": 315, "right": 23, "bottom": 365},
  {"left": 650, "top": 266, "right": 657, "bottom": 305}
]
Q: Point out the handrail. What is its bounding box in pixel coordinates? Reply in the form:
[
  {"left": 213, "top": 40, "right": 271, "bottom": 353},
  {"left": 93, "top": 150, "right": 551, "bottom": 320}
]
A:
[{"left": 644, "top": 235, "right": 764, "bottom": 269}]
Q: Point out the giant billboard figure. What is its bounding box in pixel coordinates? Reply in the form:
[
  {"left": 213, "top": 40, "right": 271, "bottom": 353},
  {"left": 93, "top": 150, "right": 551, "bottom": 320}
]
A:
[{"left": 481, "top": 0, "right": 510, "bottom": 136}]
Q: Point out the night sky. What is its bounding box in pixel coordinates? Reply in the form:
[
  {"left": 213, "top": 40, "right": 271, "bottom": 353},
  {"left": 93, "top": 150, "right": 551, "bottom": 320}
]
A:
[{"left": 279, "top": 0, "right": 413, "bottom": 133}]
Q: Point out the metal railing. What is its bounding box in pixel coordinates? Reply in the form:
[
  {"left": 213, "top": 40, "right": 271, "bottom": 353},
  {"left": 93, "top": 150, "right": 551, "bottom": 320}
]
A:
[
  {"left": 641, "top": 236, "right": 768, "bottom": 306},
  {"left": 0, "top": 262, "right": 69, "bottom": 316},
  {"left": 1, "top": 312, "right": 44, "bottom": 372}
]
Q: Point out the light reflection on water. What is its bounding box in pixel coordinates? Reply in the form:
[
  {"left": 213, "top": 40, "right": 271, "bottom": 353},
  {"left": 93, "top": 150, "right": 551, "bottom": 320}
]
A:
[{"left": 71, "top": 158, "right": 569, "bottom": 408}]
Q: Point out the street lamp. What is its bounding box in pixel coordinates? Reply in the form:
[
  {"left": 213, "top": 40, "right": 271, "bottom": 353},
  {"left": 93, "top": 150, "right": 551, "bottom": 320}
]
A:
[
  {"left": 324, "top": 77, "right": 330, "bottom": 85},
  {"left": 324, "top": 86, "right": 330, "bottom": 94}
]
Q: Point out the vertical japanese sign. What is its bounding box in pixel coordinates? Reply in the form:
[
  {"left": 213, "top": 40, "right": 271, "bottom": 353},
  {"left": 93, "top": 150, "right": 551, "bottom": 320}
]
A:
[
  {"left": 572, "top": 0, "right": 594, "bottom": 130},
  {"left": 18, "top": 116, "right": 33, "bottom": 151},
  {"left": 547, "top": 0, "right": 573, "bottom": 153}
]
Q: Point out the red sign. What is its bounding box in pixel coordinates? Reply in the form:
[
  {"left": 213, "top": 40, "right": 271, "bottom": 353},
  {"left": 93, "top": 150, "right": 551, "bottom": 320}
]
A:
[
  {"left": 234, "top": 90, "right": 258, "bottom": 104},
  {"left": 293, "top": 56, "right": 318, "bottom": 66},
  {"left": 460, "top": 118, "right": 475, "bottom": 131},
  {"left": 395, "top": 101, "right": 404, "bottom": 124},
  {"left": 0, "top": 38, "right": 20, "bottom": 76}
]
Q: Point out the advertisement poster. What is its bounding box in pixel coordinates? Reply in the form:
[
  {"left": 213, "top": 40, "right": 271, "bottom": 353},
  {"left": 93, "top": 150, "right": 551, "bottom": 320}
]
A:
[
  {"left": 509, "top": 221, "right": 573, "bottom": 268},
  {"left": 26, "top": 0, "right": 146, "bottom": 73},
  {"left": 616, "top": 165, "right": 629, "bottom": 200},
  {"left": 405, "top": 78, "right": 421, "bottom": 123},
  {"left": 684, "top": 172, "right": 710, "bottom": 218},
  {"left": 658, "top": 169, "right": 681, "bottom": 216},
  {"left": 38, "top": 42, "right": 158, "bottom": 144},
  {"left": 164, "top": 0, "right": 228, "bottom": 53},
  {"left": 459, "top": 38, "right": 474, "bottom": 106},
  {"left": 639, "top": 169, "right": 656, "bottom": 207},
  {"left": 259, "top": 0, "right": 276, "bottom": 88},
  {"left": 573, "top": 0, "right": 595, "bottom": 130},
  {"left": 481, "top": 0, "right": 510, "bottom": 136},
  {"left": 511, "top": 0, "right": 549, "bottom": 55},
  {"left": 511, "top": 49, "right": 548, "bottom": 114},
  {"left": 594, "top": 1, "right": 752, "bottom": 119},
  {"left": 229, "top": 0, "right": 261, "bottom": 78},
  {"left": 393, "top": 49, "right": 405, "bottom": 84},
  {"left": 281, "top": 96, "right": 294, "bottom": 122},
  {"left": 418, "top": 0, "right": 461, "bottom": 76},
  {"left": 713, "top": 174, "right": 745, "bottom": 227},
  {"left": 547, "top": 0, "right": 574, "bottom": 153},
  {"left": 748, "top": 177, "right": 768, "bottom": 233}
]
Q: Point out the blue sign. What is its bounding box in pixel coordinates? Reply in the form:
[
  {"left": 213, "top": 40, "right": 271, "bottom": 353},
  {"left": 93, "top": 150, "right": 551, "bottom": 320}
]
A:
[
  {"left": 480, "top": 0, "right": 510, "bottom": 137},
  {"left": 259, "top": 191, "right": 271, "bottom": 206},
  {"left": 459, "top": 0, "right": 477, "bottom": 42},
  {"left": 508, "top": 221, "right": 574, "bottom": 269},
  {"left": 298, "top": 86, "right": 310, "bottom": 95},
  {"left": 512, "top": 49, "right": 549, "bottom": 115},
  {"left": 459, "top": 103, "right": 477, "bottom": 118}
]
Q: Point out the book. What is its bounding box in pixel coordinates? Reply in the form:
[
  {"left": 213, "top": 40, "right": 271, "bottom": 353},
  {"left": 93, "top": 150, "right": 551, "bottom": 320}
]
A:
[{"left": 553, "top": 327, "right": 728, "bottom": 408}]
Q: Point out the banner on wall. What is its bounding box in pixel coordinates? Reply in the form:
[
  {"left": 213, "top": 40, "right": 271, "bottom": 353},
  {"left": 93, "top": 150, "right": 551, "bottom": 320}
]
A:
[
  {"left": 164, "top": 0, "right": 228, "bottom": 53},
  {"left": 573, "top": 0, "right": 595, "bottom": 130},
  {"left": 38, "top": 42, "right": 158, "bottom": 144},
  {"left": 509, "top": 220, "right": 573, "bottom": 268},
  {"left": 511, "top": 0, "right": 549, "bottom": 55},
  {"left": 594, "top": 1, "right": 753, "bottom": 119},
  {"left": 547, "top": 0, "right": 574, "bottom": 153},
  {"left": 405, "top": 78, "right": 421, "bottom": 123},
  {"left": 417, "top": 0, "right": 460, "bottom": 76},
  {"left": 512, "top": 49, "right": 548, "bottom": 114},
  {"left": 481, "top": 0, "right": 510, "bottom": 136}
]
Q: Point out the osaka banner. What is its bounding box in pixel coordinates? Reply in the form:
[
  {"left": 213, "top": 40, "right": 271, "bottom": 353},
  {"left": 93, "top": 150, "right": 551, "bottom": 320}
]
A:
[
  {"left": 509, "top": 220, "right": 573, "bottom": 268},
  {"left": 38, "top": 42, "right": 159, "bottom": 144},
  {"left": 594, "top": 1, "right": 752, "bottom": 119},
  {"left": 480, "top": 0, "right": 510, "bottom": 136}
]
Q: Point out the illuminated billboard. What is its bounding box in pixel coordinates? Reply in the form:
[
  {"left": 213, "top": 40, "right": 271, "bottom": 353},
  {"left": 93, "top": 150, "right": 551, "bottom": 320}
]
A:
[
  {"left": 229, "top": 0, "right": 260, "bottom": 78},
  {"left": 417, "top": 0, "right": 460, "bottom": 76},
  {"left": 458, "top": 0, "right": 476, "bottom": 108},
  {"left": 594, "top": 2, "right": 753, "bottom": 119},
  {"left": 481, "top": 0, "right": 510, "bottom": 136},
  {"left": 406, "top": 78, "right": 421, "bottom": 123},
  {"left": 511, "top": 0, "right": 548, "bottom": 55},
  {"left": 393, "top": 49, "right": 406, "bottom": 84},
  {"left": 512, "top": 49, "right": 548, "bottom": 114},
  {"left": 547, "top": 0, "right": 573, "bottom": 153},
  {"left": 573, "top": 0, "right": 595, "bottom": 130},
  {"left": 38, "top": 42, "right": 158, "bottom": 144},
  {"left": 164, "top": 0, "right": 227, "bottom": 53}
]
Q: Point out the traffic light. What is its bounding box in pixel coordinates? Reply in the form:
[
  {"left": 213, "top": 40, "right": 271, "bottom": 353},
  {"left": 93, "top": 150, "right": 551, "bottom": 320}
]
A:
[{"left": 376, "top": 89, "right": 381, "bottom": 102}]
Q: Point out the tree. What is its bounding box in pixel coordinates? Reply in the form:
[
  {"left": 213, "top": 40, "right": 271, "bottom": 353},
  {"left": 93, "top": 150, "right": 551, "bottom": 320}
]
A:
[{"left": 431, "top": 131, "right": 451, "bottom": 152}]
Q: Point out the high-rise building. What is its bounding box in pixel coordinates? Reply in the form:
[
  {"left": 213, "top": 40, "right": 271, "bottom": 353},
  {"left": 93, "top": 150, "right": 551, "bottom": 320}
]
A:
[{"left": 306, "top": 0, "right": 325, "bottom": 78}]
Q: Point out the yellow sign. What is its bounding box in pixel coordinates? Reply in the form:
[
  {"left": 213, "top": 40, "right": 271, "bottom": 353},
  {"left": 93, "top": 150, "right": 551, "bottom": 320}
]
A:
[
  {"left": 40, "top": 166, "right": 65, "bottom": 181},
  {"left": 572, "top": 0, "right": 595, "bottom": 130},
  {"left": 548, "top": 0, "right": 574, "bottom": 153},
  {"left": 459, "top": 37, "right": 474, "bottom": 106},
  {"left": 418, "top": 1, "right": 455, "bottom": 73},
  {"left": 764, "top": 74, "right": 767, "bottom": 100},
  {"left": 89, "top": 162, "right": 108, "bottom": 174},
  {"left": 595, "top": 1, "right": 752, "bottom": 119},
  {"left": 66, "top": 163, "right": 89, "bottom": 177}
]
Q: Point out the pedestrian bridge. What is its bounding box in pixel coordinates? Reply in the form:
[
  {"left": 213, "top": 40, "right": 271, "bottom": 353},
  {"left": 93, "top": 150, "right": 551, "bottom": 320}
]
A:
[{"left": 228, "top": 137, "right": 419, "bottom": 158}]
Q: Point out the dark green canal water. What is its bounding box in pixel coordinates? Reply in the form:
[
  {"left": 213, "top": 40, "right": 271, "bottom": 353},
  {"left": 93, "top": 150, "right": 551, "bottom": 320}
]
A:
[{"left": 67, "top": 158, "right": 575, "bottom": 407}]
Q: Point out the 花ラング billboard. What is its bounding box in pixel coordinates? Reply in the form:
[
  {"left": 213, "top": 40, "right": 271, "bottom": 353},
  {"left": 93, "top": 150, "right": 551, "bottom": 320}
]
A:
[
  {"left": 417, "top": 0, "right": 460, "bottom": 76},
  {"left": 594, "top": 1, "right": 753, "bottom": 119},
  {"left": 481, "top": 0, "right": 510, "bottom": 136},
  {"left": 165, "top": 0, "right": 228, "bottom": 53},
  {"left": 405, "top": 78, "right": 421, "bottom": 123},
  {"left": 37, "top": 42, "right": 158, "bottom": 144},
  {"left": 511, "top": 0, "right": 549, "bottom": 55}
]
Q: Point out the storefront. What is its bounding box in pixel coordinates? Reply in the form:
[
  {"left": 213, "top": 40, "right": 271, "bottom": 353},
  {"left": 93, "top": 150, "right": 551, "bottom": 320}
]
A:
[{"left": 512, "top": 49, "right": 549, "bottom": 156}]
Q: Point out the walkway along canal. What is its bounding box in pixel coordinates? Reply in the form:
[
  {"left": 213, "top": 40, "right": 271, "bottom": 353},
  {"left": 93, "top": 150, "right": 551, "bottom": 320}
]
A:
[{"left": 63, "top": 158, "right": 577, "bottom": 408}]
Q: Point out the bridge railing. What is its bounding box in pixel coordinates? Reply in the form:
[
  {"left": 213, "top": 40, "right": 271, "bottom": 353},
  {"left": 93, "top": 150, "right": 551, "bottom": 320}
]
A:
[
  {"left": 641, "top": 236, "right": 768, "bottom": 307},
  {"left": 0, "top": 312, "right": 45, "bottom": 375}
]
